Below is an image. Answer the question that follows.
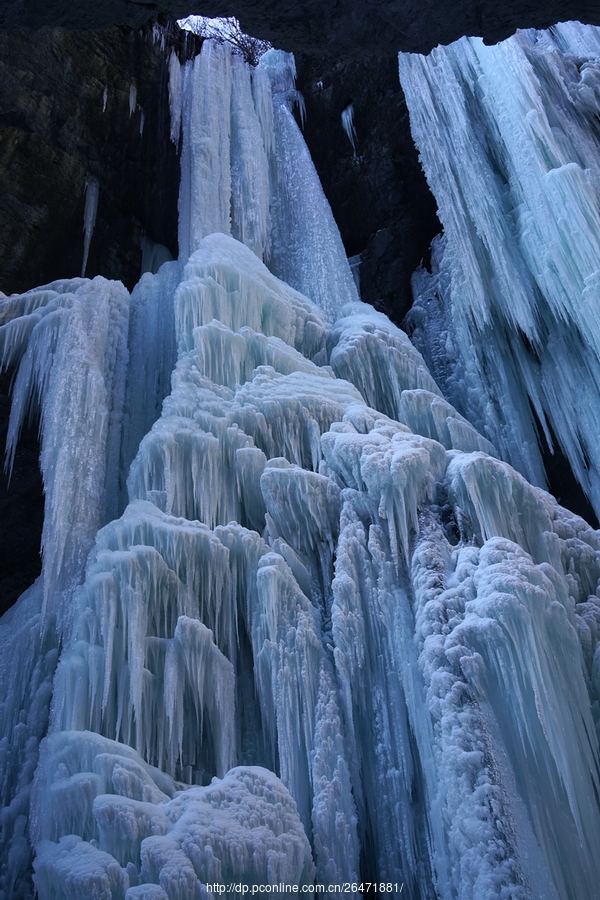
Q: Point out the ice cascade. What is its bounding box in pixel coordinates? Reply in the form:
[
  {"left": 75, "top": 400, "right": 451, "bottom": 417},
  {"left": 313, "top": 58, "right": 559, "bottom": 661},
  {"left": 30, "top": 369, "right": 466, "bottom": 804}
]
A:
[
  {"left": 1, "top": 32, "right": 600, "bottom": 900},
  {"left": 174, "top": 41, "right": 358, "bottom": 317},
  {"left": 400, "top": 23, "right": 600, "bottom": 516}
]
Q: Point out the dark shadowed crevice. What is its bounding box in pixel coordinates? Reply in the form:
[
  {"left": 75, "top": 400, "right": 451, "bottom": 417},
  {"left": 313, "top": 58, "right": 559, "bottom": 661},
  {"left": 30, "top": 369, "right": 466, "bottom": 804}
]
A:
[
  {"left": 532, "top": 405, "right": 599, "bottom": 527},
  {"left": 0, "top": 370, "right": 44, "bottom": 616},
  {"left": 296, "top": 53, "right": 440, "bottom": 323}
]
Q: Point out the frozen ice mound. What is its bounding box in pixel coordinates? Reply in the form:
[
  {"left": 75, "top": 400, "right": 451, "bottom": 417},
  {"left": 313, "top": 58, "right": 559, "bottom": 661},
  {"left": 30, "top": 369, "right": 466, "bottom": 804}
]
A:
[{"left": 31, "top": 732, "right": 314, "bottom": 898}]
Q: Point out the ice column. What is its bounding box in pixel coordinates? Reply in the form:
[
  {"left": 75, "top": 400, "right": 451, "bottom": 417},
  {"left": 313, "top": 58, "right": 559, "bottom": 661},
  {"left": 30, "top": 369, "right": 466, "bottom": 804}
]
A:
[
  {"left": 177, "top": 40, "right": 233, "bottom": 260},
  {"left": 176, "top": 40, "right": 270, "bottom": 262}
]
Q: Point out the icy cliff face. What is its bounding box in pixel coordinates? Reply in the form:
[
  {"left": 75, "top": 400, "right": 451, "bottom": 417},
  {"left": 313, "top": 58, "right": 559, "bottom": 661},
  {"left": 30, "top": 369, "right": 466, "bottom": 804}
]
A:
[
  {"left": 2, "top": 32, "right": 600, "bottom": 900},
  {"left": 400, "top": 23, "right": 600, "bottom": 517}
]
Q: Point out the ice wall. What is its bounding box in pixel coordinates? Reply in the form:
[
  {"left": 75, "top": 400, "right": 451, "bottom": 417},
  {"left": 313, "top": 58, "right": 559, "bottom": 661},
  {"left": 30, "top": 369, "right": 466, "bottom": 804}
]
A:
[
  {"left": 400, "top": 24, "right": 600, "bottom": 516},
  {"left": 2, "top": 31, "right": 600, "bottom": 900}
]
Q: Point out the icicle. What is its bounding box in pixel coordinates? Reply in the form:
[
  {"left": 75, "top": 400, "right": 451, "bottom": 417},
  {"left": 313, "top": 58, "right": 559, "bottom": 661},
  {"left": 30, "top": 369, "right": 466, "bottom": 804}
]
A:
[
  {"left": 341, "top": 103, "right": 357, "bottom": 155},
  {"left": 102, "top": 86, "right": 107, "bottom": 112},
  {"left": 168, "top": 50, "right": 182, "bottom": 145},
  {"left": 348, "top": 253, "right": 361, "bottom": 294},
  {"left": 128, "top": 84, "right": 137, "bottom": 118},
  {"left": 81, "top": 177, "right": 99, "bottom": 278}
]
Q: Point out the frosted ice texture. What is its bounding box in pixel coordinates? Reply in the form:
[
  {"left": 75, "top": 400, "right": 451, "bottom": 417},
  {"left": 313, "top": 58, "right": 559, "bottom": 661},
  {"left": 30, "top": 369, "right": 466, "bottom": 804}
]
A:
[
  {"left": 400, "top": 23, "right": 600, "bottom": 516},
  {"left": 2, "top": 31, "right": 600, "bottom": 900},
  {"left": 30, "top": 733, "right": 314, "bottom": 896}
]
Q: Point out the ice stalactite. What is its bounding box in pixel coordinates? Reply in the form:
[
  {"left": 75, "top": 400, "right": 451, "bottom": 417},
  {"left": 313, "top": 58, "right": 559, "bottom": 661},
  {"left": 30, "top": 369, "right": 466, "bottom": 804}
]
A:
[
  {"left": 400, "top": 23, "right": 600, "bottom": 517},
  {"left": 81, "top": 178, "right": 99, "bottom": 278},
  {"left": 341, "top": 104, "right": 357, "bottom": 156},
  {"left": 2, "top": 30, "right": 600, "bottom": 900}
]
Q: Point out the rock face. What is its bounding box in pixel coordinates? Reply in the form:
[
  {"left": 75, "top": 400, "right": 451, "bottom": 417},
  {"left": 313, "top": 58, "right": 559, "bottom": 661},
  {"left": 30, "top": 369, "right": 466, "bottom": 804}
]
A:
[
  {"left": 1, "top": 0, "right": 600, "bottom": 57},
  {"left": 296, "top": 53, "right": 440, "bottom": 322},
  {"left": 0, "top": 22, "right": 196, "bottom": 295}
]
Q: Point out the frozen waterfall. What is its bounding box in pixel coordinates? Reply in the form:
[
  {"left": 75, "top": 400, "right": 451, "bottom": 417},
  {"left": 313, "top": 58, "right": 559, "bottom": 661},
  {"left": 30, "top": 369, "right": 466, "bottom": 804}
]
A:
[
  {"left": 1, "top": 30, "right": 600, "bottom": 900},
  {"left": 400, "top": 22, "right": 600, "bottom": 518}
]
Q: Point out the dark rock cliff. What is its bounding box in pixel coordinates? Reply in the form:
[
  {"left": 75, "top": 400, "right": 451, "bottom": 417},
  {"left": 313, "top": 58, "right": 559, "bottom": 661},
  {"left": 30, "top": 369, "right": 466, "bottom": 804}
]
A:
[
  {"left": 2, "top": 0, "right": 600, "bottom": 59},
  {"left": 0, "top": 22, "right": 198, "bottom": 296},
  {"left": 296, "top": 53, "right": 440, "bottom": 322}
]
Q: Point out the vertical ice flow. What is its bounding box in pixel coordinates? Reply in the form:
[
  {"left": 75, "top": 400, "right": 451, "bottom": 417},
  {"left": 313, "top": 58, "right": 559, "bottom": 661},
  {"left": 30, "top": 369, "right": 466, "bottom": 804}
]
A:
[
  {"left": 1, "top": 30, "right": 600, "bottom": 900},
  {"left": 400, "top": 24, "right": 600, "bottom": 516}
]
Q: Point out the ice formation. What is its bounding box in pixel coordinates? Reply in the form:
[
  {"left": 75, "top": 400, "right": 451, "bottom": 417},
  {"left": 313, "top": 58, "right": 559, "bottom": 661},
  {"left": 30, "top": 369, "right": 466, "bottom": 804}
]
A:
[
  {"left": 174, "top": 42, "right": 356, "bottom": 317},
  {"left": 341, "top": 105, "right": 357, "bottom": 156},
  {"left": 400, "top": 23, "right": 600, "bottom": 517},
  {"left": 81, "top": 178, "right": 100, "bottom": 278},
  {"left": 1, "top": 29, "right": 600, "bottom": 900}
]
